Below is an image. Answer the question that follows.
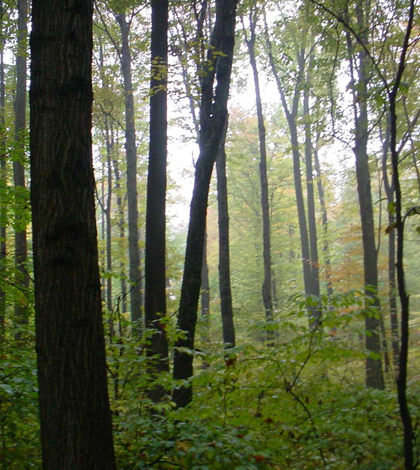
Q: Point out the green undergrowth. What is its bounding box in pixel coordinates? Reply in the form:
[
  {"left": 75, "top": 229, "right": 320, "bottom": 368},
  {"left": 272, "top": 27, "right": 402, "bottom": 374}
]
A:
[{"left": 1, "top": 291, "right": 419, "bottom": 469}]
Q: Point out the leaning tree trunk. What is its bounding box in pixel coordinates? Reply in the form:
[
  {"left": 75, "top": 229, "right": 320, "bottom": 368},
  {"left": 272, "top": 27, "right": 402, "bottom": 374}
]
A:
[
  {"left": 173, "top": 0, "right": 238, "bottom": 408},
  {"left": 145, "top": 0, "right": 169, "bottom": 380},
  {"left": 30, "top": 0, "right": 116, "bottom": 468},
  {"left": 116, "top": 12, "right": 142, "bottom": 329},
  {"left": 13, "top": 0, "right": 29, "bottom": 334},
  {"left": 243, "top": 11, "right": 274, "bottom": 337},
  {"left": 216, "top": 118, "right": 236, "bottom": 348}
]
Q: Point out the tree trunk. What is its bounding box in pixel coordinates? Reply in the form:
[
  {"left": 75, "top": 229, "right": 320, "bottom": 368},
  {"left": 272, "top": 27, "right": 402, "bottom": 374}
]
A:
[
  {"left": 382, "top": 117, "right": 400, "bottom": 371},
  {"left": 173, "top": 0, "right": 238, "bottom": 408},
  {"left": 201, "top": 231, "right": 210, "bottom": 341},
  {"left": 346, "top": 1, "right": 384, "bottom": 389},
  {"left": 303, "top": 84, "right": 321, "bottom": 325},
  {"left": 145, "top": 0, "right": 169, "bottom": 381},
  {"left": 243, "top": 11, "right": 274, "bottom": 336},
  {"left": 116, "top": 12, "right": 142, "bottom": 329},
  {"left": 313, "top": 142, "right": 333, "bottom": 301},
  {"left": 13, "top": 0, "right": 29, "bottom": 334},
  {"left": 0, "top": 0, "right": 6, "bottom": 337},
  {"left": 216, "top": 118, "right": 236, "bottom": 348},
  {"left": 30, "top": 0, "right": 116, "bottom": 467}
]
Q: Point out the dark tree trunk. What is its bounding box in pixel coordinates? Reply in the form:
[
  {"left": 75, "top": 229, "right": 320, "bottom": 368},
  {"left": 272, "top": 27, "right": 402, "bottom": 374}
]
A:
[
  {"left": 389, "top": 2, "right": 415, "bottom": 466},
  {"left": 145, "top": 0, "right": 169, "bottom": 379},
  {"left": 30, "top": 0, "right": 116, "bottom": 467},
  {"left": 243, "top": 11, "right": 274, "bottom": 336},
  {"left": 0, "top": 1, "right": 6, "bottom": 336},
  {"left": 346, "top": 2, "right": 384, "bottom": 389},
  {"left": 216, "top": 118, "right": 236, "bottom": 348},
  {"left": 116, "top": 12, "right": 142, "bottom": 329},
  {"left": 173, "top": 0, "right": 238, "bottom": 408},
  {"left": 13, "top": 0, "right": 29, "bottom": 333},
  {"left": 382, "top": 118, "right": 400, "bottom": 371}
]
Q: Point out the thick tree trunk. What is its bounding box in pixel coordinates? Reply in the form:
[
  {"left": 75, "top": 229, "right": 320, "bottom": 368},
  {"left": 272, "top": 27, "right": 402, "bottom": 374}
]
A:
[
  {"left": 30, "top": 0, "right": 116, "bottom": 468},
  {"left": 173, "top": 0, "right": 238, "bottom": 408},
  {"left": 116, "top": 13, "right": 142, "bottom": 328},
  {"left": 13, "top": 0, "right": 29, "bottom": 333},
  {"left": 216, "top": 119, "right": 236, "bottom": 348},
  {"left": 145, "top": 0, "right": 169, "bottom": 379},
  {"left": 243, "top": 14, "right": 274, "bottom": 336}
]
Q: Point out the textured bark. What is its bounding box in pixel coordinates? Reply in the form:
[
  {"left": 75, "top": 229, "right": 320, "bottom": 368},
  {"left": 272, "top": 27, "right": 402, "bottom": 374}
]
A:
[
  {"left": 145, "top": 0, "right": 169, "bottom": 377},
  {"left": 243, "top": 10, "right": 274, "bottom": 335},
  {"left": 216, "top": 119, "right": 236, "bottom": 348},
  {"left": 116, "top": 12, "right": 142, "bottom": 328},
  {"left": 346, "top": 1, "right": 384, "bottom": 389},
  {"left": 30, "top": 1, "right": 116, "bottom": 467},
  {"left": 0, "top": 1, "right": 6, "bottom": 336},
  {"left": 173, "top": 0, "right": 238, "bottom": 408},
  {"left": 201, "top": 232, "right": 210, "bottom": 333},
  {"left": 13, "top": 0, "right": 29, "bottom": 332}
]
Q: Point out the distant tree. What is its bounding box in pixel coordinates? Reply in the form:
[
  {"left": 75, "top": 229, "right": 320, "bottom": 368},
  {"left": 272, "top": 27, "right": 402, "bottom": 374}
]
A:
[{"left": 30, "top": 0, "right": 116, "bottom": 467}]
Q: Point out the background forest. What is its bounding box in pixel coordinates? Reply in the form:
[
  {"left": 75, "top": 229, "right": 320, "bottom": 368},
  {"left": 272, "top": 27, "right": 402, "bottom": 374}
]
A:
[{"left": 1, "top": 0, "right": 420, "bottom": 468}]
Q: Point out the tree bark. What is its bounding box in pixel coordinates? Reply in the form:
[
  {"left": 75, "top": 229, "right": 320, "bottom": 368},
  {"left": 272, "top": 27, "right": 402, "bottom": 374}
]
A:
[
  {"left": 30, "top": 0, "right": 116, "bottom": 467},
  {"left": 13, "top": 0, "right": 29, "bottom": 334},
  {"left": 216, "top": 118, "right": 236, "bottom": 348},
  {"left": 145, "top": 0, "right": 169, "bottom": 380},
  {"left": 173, "top": 0, "right": 238, "bottom": 408},
  {"left": 116, "top": 12, "right": 142, "bottom": 329}
]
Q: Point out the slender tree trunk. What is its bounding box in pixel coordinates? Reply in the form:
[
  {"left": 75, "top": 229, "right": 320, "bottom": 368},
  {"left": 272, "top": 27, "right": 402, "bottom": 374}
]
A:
[
  {"left": 116, "top": 13, "right": 142, "bottom": 328},
  {"left": 243, "top": 12, "right": 274, "bottom": 334},
  {"left": 313, "top": 143, "right": 333, "bottom": 301},
  {"left": 382, "top": 118, "right": 400, "bottom": 371},
  {"left": 173, "top": 0, "right": 238, "bottom": 408},
  {"left": 113, "top": 157, "right": 127, "bottom": 315},
  {"left": 201, "top": 231, "right": 210, "bottom": 337},
  {"left": 145, "top": 0, "right": 169, "bottom": 380},
  {"left": 13, "top": 0, "right": 29, "bottom": 333},
  {"left": 216, "top": 118, "right": 236, "bottom": 348},
  {"left": 346, "top": 1, "right": 384, "bottom": 389},
  {"left": 30, "top": 0, "right": 116, "bottom": 467},
  {"left": 105, "top": 119, "right": 113, "bottom": 333},
  {"left": 303, "top": 84, "right": 321, "bottom": 324},
  {"left": 389, "top": 2, "right": 415, "bottom": 466},
  {"left": 0, "top": 1, "right": 6, "bottom": 337}
]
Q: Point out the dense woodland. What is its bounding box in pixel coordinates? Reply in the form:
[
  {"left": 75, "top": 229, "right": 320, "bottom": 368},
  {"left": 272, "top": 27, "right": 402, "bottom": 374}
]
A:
[{"left": 1, "top": 0, "right": 420, "bottom": 468}]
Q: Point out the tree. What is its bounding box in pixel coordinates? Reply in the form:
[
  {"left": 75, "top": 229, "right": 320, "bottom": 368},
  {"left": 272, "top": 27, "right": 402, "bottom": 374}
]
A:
[
  {"left": 30, "top": 0, "right": 116, "bottom": 467},
  {"left": 145, "top": 0, "right": 169, "bottom": 379},
  {"left": 242, "top": 3, "right": 274, "bottom": 337},
  {"left": 173, "top": 0, "right": 239, "bottom": 408},
  {"left": 13, "top": 0, "right": 29, "bottom": 334}
]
